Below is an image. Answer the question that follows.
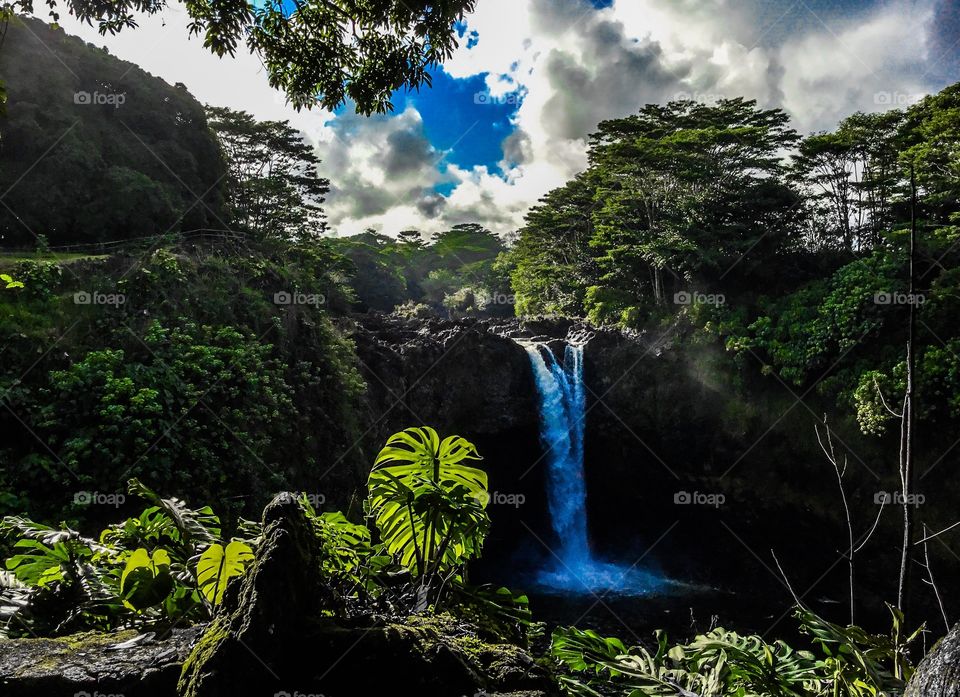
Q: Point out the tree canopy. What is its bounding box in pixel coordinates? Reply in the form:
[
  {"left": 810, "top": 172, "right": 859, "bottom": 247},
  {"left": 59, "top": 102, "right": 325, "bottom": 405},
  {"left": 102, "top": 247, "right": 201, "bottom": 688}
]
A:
[
  {"left": 206, "top": 105, "right": 329, "bottom": 240},
  {"left": 0, "top": 17, "right": 228, "bottom": 245},
  {"left": 5, "top": 0, "right": 478, "bottom": 114}
]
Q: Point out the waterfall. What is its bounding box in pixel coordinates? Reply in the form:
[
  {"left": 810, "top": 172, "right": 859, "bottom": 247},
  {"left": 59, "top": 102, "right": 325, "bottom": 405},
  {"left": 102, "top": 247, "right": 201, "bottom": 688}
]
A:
[
  {"left": 525, "top": 343, "right": 591, "bottom": 569},
  {"left": 524, "top": 340, "right": 665, "bottom": 594}
]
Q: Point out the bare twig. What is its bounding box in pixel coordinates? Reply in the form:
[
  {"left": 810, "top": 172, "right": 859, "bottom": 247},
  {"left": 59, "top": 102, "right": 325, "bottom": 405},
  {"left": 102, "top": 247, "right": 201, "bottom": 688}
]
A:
[
  {"left": 874, "top": 375, "right": 903, "bottom": 419},
  {"left": 771, "top": 550, "right": 806, "bottom": 610},
  {"left": 915, "top": 519, "right": 960, "bottom": 545},
  {"left": 921, "top": 524, "right": 950, "bottom": 632},
  {"left": 816, "top": 418, "right": 855, "bottom": 624}
]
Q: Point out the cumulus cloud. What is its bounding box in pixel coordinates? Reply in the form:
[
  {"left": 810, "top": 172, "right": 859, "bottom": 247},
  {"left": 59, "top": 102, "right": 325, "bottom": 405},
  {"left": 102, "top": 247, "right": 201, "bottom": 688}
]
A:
[
  {"left": 54, "top": 0, "right": 954, "bottom": 238},
  {"left": 320, "top": 106, "right": 445, "bottom": 225}
]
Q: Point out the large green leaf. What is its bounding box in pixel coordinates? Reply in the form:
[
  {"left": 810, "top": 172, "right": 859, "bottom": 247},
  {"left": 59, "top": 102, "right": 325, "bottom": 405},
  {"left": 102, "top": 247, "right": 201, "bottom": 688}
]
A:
[
  {"left": 128, "top": 479, "right": 221, "bottom": 545},
  {"left": 4, "top": 540, "right": 70, "bottom": 587},
  {"left": 366, "top": 427, "right": 489, "bottom": 577},
  {"left": 120, "top": 548, "right": 174, "bottom": 610},
  {"left": 196, "top": 541, "right": 254, "bottom": 605}
]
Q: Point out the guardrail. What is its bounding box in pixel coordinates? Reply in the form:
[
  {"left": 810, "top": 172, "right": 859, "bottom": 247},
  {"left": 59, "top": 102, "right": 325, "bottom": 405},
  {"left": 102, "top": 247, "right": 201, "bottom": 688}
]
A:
[{"left": 0, "top": 229, "right": 253, "bottom": 255}]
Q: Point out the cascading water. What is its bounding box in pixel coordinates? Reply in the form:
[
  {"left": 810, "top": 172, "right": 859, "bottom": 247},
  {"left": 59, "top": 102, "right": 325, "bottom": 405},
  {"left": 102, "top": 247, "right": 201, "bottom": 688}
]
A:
[
  {"left": 524, "top": 341, "right": 665, "bottom": 594},
  {"left": 525, "top": 344, "right": 591, "bottom": 569}
]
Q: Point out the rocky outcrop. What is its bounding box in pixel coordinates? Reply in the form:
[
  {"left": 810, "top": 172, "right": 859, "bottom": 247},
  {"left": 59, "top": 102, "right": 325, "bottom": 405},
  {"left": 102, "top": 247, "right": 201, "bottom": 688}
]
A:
[
  {"left": 179, "top": 492, "right": 560, "bottom": 697},
  {"left": 343, "top": 314, "right": 541, "bottom": 436},
  {"left": 906, "top": 621, "right": 960, "bottom": 697},
  {"left": 0, "top": 626, "right": 202, "bottom": 697},
  {"left": 1, "top": 494, "right": 559, "bottom": 697}
]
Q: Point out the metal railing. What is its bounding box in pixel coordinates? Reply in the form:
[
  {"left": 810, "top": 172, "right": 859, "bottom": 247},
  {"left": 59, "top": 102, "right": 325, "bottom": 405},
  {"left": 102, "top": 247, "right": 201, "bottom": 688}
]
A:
[{"left": 0, "top": 229, "right": 252, "bottom": 256}]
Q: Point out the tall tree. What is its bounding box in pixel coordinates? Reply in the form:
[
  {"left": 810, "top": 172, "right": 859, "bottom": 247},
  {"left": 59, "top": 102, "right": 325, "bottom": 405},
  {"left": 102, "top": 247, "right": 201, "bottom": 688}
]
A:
[
  {"left": 511, "top": 98, "right": 802, "bottom": 321},
  {"left": 205, "top": 106, "right": 329, "bottom": 240},
  {"left": 510, "top": 175, "right": 596, "bottom": 316}
]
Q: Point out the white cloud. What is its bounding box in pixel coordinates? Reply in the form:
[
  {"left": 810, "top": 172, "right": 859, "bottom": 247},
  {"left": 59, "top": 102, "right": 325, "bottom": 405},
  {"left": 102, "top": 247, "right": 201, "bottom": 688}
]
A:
[{"left": 54, "top": 0, "right": 947, "bottom": 238}]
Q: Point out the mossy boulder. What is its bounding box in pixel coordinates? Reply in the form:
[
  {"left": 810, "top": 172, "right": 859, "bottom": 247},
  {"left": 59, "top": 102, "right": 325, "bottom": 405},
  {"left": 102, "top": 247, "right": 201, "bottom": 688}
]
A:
[
  {"left": 906, "top": 621, "right": 960, "bottom": 697},
  {"left": 0, "top": 626, "right": 201, "bottom": 697},
  {"left": 178, "top": 493, "right": 559, "bottom": 697}
]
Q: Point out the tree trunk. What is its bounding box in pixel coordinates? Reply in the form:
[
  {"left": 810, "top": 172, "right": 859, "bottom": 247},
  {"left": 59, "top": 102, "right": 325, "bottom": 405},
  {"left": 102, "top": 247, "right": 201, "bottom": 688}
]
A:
[{"left": 897, "top": 165, "right": 918, "bottom": 614}]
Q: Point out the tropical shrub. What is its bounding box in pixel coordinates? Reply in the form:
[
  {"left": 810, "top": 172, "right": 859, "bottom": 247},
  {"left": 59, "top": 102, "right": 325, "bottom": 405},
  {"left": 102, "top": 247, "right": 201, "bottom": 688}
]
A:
[
  {"left": 1, "top": 427, "right": 531, "bottom": 643},
  {"left": 0, "top": 479, "right": 256, "bottom": 638},
  {"left": 365, "top": 427, "right": 490, "bottom": 607},
  {"left": 552, "top": 605, "right": 921, "bottom": 697}
]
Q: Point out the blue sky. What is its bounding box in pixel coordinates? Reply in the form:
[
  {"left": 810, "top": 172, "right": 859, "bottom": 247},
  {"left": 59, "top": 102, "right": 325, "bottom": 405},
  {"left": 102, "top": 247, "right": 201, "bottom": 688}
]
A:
[
  {"left": 330, "top": 0, "right": 958, "bottom": 214},
  {"left": 57, "top": 0, "right": 960, "bottom": 237}
]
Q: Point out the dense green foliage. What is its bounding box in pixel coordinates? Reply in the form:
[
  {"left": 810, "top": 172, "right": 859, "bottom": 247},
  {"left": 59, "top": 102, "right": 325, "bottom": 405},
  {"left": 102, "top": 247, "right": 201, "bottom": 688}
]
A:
[
  {"left": 206, "top": 105, "right": 330, "bottom": 240},
  {"left": 2, "top": 428, "right": 532, "bottom": 645},
  {"left": 510, "top": 98, "right": 804, "bottom": 324},
  {"left": 0, "top": 479, "right": 257, "bottom": 636},
  {"left": 331, "top": 224, "right": 513, "bottom": 315},
  {"left": 0, "top": 240, "right": 365, "bottom": 523},
  {"left": 552, "top": 606, "right": 922, "bottom": 697},
  {"left": 0, "top": 17, "right": 228, "bottom": 245},
  {"left": 6, "top": 1, "right": 477, "bottom": 115}
]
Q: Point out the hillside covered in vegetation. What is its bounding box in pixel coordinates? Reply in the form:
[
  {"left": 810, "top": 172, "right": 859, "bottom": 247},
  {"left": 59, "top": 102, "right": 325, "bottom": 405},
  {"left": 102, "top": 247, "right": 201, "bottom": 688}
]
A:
[{"left": 2, "top": 7, "right": 960, "bottom": 697}]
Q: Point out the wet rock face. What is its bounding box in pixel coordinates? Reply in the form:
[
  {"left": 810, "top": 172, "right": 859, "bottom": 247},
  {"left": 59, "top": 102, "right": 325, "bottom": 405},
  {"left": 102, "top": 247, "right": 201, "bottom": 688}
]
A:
[
  {"left": 0, "top": 626, "right": 202, "bottom": 697},
  {"left": 906, "top": 621, "right": 960, "bottom": 697},
  {"left": 345, "top": 314, "right": 540, "bottom": 436}
]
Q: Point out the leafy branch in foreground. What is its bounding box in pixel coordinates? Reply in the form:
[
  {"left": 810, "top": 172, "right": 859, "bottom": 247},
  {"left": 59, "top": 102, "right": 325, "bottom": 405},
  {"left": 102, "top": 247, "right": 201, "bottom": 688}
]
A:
[
  {"left": 552, "top": 605, "right": 922, "bottom": 697},
  {"left": 10, "top": 0, "right": 477, "bottom": 114}
]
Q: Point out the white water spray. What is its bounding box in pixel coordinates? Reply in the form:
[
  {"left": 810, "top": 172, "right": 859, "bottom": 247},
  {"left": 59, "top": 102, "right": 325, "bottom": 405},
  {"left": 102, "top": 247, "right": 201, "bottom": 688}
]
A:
[{"left": 524, "top": 341, "right": 664, "bottom": 594}]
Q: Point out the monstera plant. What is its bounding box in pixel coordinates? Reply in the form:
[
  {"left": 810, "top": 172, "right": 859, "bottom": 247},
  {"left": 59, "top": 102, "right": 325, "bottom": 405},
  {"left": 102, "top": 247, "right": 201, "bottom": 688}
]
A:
[{"left": 365, "top": 427, "right": 490, "bottom": 598}]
